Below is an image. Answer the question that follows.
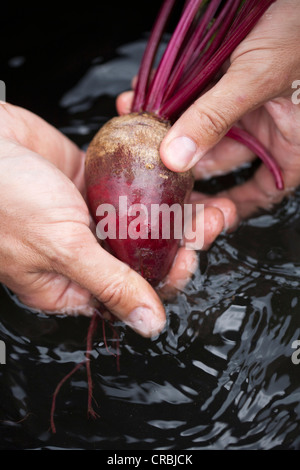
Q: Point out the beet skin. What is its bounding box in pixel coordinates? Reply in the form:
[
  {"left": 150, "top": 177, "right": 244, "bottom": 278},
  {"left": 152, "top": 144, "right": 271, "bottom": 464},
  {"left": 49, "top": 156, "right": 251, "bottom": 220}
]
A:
[{"left": 85, "top": 112, "right": 194, "bottom": 286}]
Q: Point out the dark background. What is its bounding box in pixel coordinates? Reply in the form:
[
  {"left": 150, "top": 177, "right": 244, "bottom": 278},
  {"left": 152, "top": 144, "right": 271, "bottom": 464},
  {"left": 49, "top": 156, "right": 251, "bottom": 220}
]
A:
[{"left": 1, "top": 1, "right": 174, "bottom": 125}]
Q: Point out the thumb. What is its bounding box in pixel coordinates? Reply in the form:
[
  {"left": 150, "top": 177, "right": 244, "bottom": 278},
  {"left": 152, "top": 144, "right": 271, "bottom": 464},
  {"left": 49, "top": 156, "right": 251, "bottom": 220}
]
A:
[
  {"left": 160, "top": 70, "right": 271, "bottom": 172},
  {"left": 57, "top": 232, "right": 166, "bottom": 338}
]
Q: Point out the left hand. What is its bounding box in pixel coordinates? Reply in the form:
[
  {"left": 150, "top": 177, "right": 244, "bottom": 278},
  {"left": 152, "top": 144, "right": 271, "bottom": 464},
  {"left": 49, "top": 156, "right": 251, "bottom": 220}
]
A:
[{"left": 0, "top": 102, "right": 232, "bottom": 335}]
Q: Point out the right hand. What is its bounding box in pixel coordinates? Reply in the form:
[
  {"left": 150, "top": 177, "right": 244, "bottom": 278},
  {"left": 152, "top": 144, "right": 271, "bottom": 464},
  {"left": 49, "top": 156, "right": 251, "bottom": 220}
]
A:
[
  {"left": 119, "top": 0, "right": 300, "bottom": 221},
  {"left": 158, "top": 0, "right": 300, "bottom": 218}
]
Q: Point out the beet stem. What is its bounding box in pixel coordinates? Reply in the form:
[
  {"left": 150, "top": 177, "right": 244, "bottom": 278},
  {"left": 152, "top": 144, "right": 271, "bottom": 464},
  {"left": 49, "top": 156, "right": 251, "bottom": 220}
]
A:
[
  {"left": 159, "top": 0, "right": 276, "bottom": 119},
  {"left": 227, "top": 126, "right": 284, "bottom": 190},
  {"left": 86, "top": 311, "right": 100, "bottom": 419},
  {"left": 50, "top": 361, "right": 85, "bottom": 434},
  {"left": 163, "top": 0, "right": 223, "bottom": 102},
  {"left": 110, "top": 325, "right": 121, "bottom": 373},
  {"left": 102, "top": 317, "right": 116, "bottom": 357},
  {"left": 175, "top": 0, "right": 240, "bottom": 96},
  {"left": 132, "top": 0, "right": 176, "bottom": 112},
  {"left": 145, "top": 0, "right": 204, "bottom": 113},
  {"left": 232, "top": 0, "right": 259, "bottom": 26}
]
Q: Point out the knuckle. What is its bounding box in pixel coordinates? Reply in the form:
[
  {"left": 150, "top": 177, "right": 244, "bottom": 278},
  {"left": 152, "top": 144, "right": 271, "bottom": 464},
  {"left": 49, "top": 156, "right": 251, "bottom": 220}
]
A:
[
  {"left": 45, "top": 238, "right": 82, "bottom": 272},
  {"left": 41, "top": 226, "right": 90, "bottom": 270},
  {"left": 96, "top": 265, "right": 133, "bottom": 310},
  {"left": 44, "top": 242, "right": 73, "bottom": 267},
  {"left": 191, "top": 103, "right": 229, "bottom": 140}
]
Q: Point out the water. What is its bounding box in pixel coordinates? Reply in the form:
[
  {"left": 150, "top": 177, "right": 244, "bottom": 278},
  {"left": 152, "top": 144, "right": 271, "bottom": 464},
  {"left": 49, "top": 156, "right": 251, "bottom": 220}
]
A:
[{"left": 1, "top": 30, "right": 300, "bottom": 451}]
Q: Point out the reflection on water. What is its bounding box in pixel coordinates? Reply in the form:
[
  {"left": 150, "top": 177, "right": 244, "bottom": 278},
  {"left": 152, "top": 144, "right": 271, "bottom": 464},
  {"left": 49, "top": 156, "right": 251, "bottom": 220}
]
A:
[{"left": 0, "top": 38, "right": 300, "bottom": 450}]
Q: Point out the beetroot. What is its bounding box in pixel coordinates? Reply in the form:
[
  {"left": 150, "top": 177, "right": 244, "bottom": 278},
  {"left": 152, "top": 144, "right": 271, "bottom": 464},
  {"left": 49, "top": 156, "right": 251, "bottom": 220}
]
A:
[
  {"left": 85, "top": 113, "right": 193, "bottom": 285},
  {"left": 85, "top": 0, "right": 282, "bottom": 286}
]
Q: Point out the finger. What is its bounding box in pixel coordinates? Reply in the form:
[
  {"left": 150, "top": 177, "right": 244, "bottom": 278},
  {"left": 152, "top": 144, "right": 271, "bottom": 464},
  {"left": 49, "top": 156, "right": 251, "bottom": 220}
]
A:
[
  {"left": 218, "top": 101, "right": 300, "bottom": 218},
  {"left": 16, "top": 272, "right": 96, "bottom": 317},
  {"left": 160, "top": 66, "right": 281, "bottom": 173},
  {"left": 56, "top": 231, "right": 166, "bottom": 338},
  {"left": 192, "top": 135, "right": 255, "bottom": 180},
  {"left": 222, "top": 160, "right": 296, "bottom": 219},
  {"left": 116, "top": 91, "right": 134, "bottom": 116},
  {"left": 189, "top": 194, "right": 239, "bottom": 232},
  {"left": 159, "top": 247, "right": 198, "bottom": 300},
  {"left": 159, "top": 205, "right": 226, "bottom": 299},
  {"left": 184, "top": 205, "right": 225, "bottom": 251}
]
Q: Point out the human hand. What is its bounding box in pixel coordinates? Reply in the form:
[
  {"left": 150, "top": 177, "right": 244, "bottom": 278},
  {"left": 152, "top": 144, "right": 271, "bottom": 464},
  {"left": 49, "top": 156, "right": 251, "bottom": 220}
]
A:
[
  {"left": 0, "top": 102, "right": 167, "bottom": 337},
  {"left": 0, "top": 102, "right": 231, "bottom": 336},
  {"left": 157, "top": 0, "right": 300, "bottom": 219}
]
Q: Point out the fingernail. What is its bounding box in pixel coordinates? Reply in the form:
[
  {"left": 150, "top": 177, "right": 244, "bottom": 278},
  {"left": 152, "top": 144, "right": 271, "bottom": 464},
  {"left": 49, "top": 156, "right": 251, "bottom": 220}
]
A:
[
  {"left": 126, "top": 307, "right": 165, "bottom": 337},
  {"left": 165, "top": 136, "right": 198, "bottom": 171}
]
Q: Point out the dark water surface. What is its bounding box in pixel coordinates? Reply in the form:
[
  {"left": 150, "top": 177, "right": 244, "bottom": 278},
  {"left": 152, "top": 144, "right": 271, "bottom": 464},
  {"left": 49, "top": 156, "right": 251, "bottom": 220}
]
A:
[{"left": 1, "top": 5, "right": 300, "bottom": 450}]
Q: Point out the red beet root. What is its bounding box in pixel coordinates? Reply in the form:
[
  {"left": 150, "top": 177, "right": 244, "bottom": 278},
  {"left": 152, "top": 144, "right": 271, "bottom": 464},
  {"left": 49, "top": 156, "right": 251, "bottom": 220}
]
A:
[{"left": 85, "top": 112, "right": 193, "bottom": 286}]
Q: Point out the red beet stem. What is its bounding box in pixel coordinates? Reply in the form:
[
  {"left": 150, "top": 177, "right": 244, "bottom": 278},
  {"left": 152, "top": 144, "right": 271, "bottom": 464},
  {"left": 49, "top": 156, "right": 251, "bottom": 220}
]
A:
[
  {"left": 187, "top": 0, "right": 238, "bottom": 69},
  {"left": 109, "top": 322, "right": 121, "bottom": 373},
  {"left": 145, "top": 0, "right": 204, "bottom": 113},
  {"left": 224, "top": 0, "right": 255, "bottom": 38},
  {"left": 158, "top": 0, "right": 276, "bottom": 119},
  {"left": 50, "top": 361, "right": 85, "bottom": 434},
  {"left": 176, "top": 0, "right": 240, "bottom": 95},
  {"left": 163, "top": 0, "right": 223, "bottom": 102},
  {"left": 132, "top": 0, "right": 176, "bottom": 112},
  {"left": 231, "top": 0, "right": 259, "bottom": 27},
  {"left": 227, "top": 126, "right": 284, "bottom": 190},
  {"left": 86, "top": 311, "right": 100, "bottom": 419}
]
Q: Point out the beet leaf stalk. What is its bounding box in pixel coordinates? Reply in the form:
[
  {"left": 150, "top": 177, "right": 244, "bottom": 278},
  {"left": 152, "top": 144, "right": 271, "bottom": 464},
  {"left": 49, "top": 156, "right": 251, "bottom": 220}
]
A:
[
  {"left": 132, "top": 0, "right": 283, "bottom": 190},
  {"left": 132, "top": 0, "right": 176, "bottom": 112}
]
